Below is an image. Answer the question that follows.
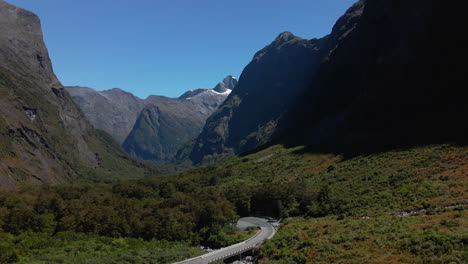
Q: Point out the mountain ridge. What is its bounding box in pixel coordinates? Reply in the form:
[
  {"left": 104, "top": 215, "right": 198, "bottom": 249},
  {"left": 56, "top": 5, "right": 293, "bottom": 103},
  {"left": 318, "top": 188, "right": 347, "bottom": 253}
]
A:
[{"left": 66, "top": 75, "right": 236, "bottom": 146}]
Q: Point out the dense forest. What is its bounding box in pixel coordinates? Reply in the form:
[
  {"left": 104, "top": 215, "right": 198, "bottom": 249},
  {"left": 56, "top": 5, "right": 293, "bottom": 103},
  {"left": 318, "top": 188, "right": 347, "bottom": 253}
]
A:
[{"left": 1, "top": 143, "right": 466, "bottom": 263}]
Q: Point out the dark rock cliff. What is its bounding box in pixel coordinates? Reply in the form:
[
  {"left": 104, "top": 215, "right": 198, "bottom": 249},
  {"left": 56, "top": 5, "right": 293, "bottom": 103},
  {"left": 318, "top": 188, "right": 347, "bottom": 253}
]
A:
[{"left": 284, "top": 0, "right": 467, "bottom": 154}]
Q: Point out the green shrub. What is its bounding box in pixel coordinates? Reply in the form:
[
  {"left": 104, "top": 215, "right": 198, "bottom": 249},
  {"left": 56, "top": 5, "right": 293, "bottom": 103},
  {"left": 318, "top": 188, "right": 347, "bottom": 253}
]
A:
[
  {"left": 0, "top": 233, "right": 19, "bottom": 264},
  {"left": 402, "top": 230, "right": 462, "bottom": 256}
]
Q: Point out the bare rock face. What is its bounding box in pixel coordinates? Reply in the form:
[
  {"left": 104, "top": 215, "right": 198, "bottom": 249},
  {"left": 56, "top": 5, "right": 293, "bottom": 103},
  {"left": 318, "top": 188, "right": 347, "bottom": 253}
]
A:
[
  {"left": 178, "top": 88, "right": 209, "bottom": 100},
  {"left": 0, "top": 0, "right": 156, "bottom": 189},
  {"left": 66, "top": 87, "right": 147, "bottom": 144},
  {"left": 0, "top": 1, "right": 57, "bottom": 85},
  {"left": 213, "top": 76, "right": 237, "bottom": 93}
]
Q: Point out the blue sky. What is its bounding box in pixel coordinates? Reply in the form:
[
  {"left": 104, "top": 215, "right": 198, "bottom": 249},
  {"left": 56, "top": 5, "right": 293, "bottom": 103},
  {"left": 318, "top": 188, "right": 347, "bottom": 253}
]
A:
[{"left": 7, "top": 0, "right": 356, "bottom": 98}]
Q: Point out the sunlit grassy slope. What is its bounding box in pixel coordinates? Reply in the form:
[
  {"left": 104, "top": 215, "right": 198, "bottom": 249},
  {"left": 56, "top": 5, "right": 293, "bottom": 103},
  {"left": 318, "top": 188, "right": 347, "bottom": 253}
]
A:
[{"left": 183, "top": 143, "right": 466, "bottom": 212}]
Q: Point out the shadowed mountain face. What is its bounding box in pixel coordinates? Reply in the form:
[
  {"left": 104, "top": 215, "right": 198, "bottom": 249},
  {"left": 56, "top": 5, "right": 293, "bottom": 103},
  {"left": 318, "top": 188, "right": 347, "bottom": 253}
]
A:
[
  {"left": 284, "top": 0, "right": 467, "bottom": 154},
  {"left": 0, "top": 0, "right": 159, "bottom": 189},
  {"left": 122, "top": 77, "right": 236, "bottom": 161},
  {"left": 182, "top": 0, "right": 466, "bottom": 165},
  {"left": 183, "top": 32, "right": 335, "bottom": 164}
]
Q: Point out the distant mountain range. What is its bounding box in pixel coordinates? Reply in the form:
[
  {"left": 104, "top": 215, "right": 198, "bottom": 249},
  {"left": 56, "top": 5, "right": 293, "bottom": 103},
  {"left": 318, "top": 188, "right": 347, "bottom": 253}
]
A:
[
  {"left": 0, "top": 0, "right": 160, "bottom": 189},
  {"left": 64, "top": 87, "right": 146, "bottom": 144},
  {"left": 123, "top": 76, "right": 235, "bottom": 161},
  {"left": 66, "top": 76, "right": 236, "bottom": 161}
]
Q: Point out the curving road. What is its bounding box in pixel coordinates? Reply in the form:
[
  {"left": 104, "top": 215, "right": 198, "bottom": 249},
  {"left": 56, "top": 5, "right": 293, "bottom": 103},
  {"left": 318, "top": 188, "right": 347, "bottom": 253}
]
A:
[{"left": 173, "top": 217, "right": 277, "bottom": 264}]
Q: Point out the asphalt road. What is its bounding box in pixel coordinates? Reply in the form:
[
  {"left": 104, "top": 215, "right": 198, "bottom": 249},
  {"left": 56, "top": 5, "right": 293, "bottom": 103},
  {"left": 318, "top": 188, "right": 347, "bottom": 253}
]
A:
[{"left": 173, "top": 217, "right": 277, "bottom": 264}]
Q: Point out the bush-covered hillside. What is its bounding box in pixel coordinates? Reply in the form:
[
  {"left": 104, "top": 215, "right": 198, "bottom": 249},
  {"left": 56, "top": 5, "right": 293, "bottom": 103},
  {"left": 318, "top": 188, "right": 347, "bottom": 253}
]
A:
[
  {"left": 0, "top": 143, "right": 466, "bottom": 263},
  {"left": 259, "top": 210, "right": 466, "bottom": 264}
]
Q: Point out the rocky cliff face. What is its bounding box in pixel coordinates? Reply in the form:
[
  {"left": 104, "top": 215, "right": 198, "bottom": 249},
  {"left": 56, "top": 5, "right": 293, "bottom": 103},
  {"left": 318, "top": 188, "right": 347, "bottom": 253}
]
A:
[
  {"left": 184, "top": 31, "right": 332, "bottom": 164},
  {"left": 0, "top": 1, "right": 57, "bottom": 85},
  {"left": 284, "top": 0, "right": 466, "bottom": 154},
  {"left": 123, "top": 77, "right": 235, "bottom": 161},
  {"left": 65, "top": 87, "right": 147, "bottom": 144},
  {"left": 0, "top": 0, "right": 158, "bottom": 189},
  {"left": 213, "top": 75, "right": 237, "bottom": 93}
]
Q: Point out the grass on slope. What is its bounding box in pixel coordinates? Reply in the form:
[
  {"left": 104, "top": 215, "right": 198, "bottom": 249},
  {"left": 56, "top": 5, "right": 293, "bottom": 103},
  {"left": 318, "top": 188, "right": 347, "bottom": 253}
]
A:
[
  {"left": 179, "top": 144, "right": 338, "bottom": 186},
  {"left": 181, "top": 144, "right": 466, "bottom": 215}
]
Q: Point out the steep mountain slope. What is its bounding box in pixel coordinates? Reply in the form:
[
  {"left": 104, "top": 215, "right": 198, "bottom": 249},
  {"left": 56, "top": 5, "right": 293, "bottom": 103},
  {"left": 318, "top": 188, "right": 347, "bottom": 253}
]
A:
[
  {"left": 123, "top": 76, "right": 236, "bottom": 161},
  {"left": 65, "top": 87, "right": 147, "bottom": 144},
  {"left": 0, "top": 0, "right": 159, "bottom": 189},
  {"left": 184, "top": 32, "right": 339, "bottom": 164},
  {"left": 285, "top": 0, "right": 467, "bottom": 154},
  {"left": 183, "top": 0, "right": 466, "bottom": 165}
]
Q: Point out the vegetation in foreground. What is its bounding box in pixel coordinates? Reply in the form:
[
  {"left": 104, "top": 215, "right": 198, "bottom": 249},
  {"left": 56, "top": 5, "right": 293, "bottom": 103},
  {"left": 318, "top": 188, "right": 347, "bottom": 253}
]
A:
[
  {"left": 0, "top": 232, "right": 202, "bottom": 264},
  {"left": 259, "top": 208, "right": 466, "bottom": 264},
  {"left": 0, "top": 143, "right": 466, "bottom": 263}
]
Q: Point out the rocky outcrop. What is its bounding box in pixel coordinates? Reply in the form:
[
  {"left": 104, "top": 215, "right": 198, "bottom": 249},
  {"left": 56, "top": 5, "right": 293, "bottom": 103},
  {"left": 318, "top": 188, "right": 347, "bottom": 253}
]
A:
[
  {"left": 213, "top": 76, "right": 237, "bottom": 93},
  {"left": 178, "top": 76, "right": 236, "bottom": 99},
  {"left": 123, "top": 77, "right": 235, "bottom": 161},
  {"left": 0, "top": 0, "right": 158, "bottom": 189}
]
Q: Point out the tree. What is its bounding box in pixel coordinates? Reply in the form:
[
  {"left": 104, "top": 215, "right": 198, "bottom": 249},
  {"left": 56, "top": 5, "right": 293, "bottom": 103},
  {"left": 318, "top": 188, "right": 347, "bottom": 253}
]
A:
[{"left": 0, "top": 232, "right": 19, "bottom": 263}]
